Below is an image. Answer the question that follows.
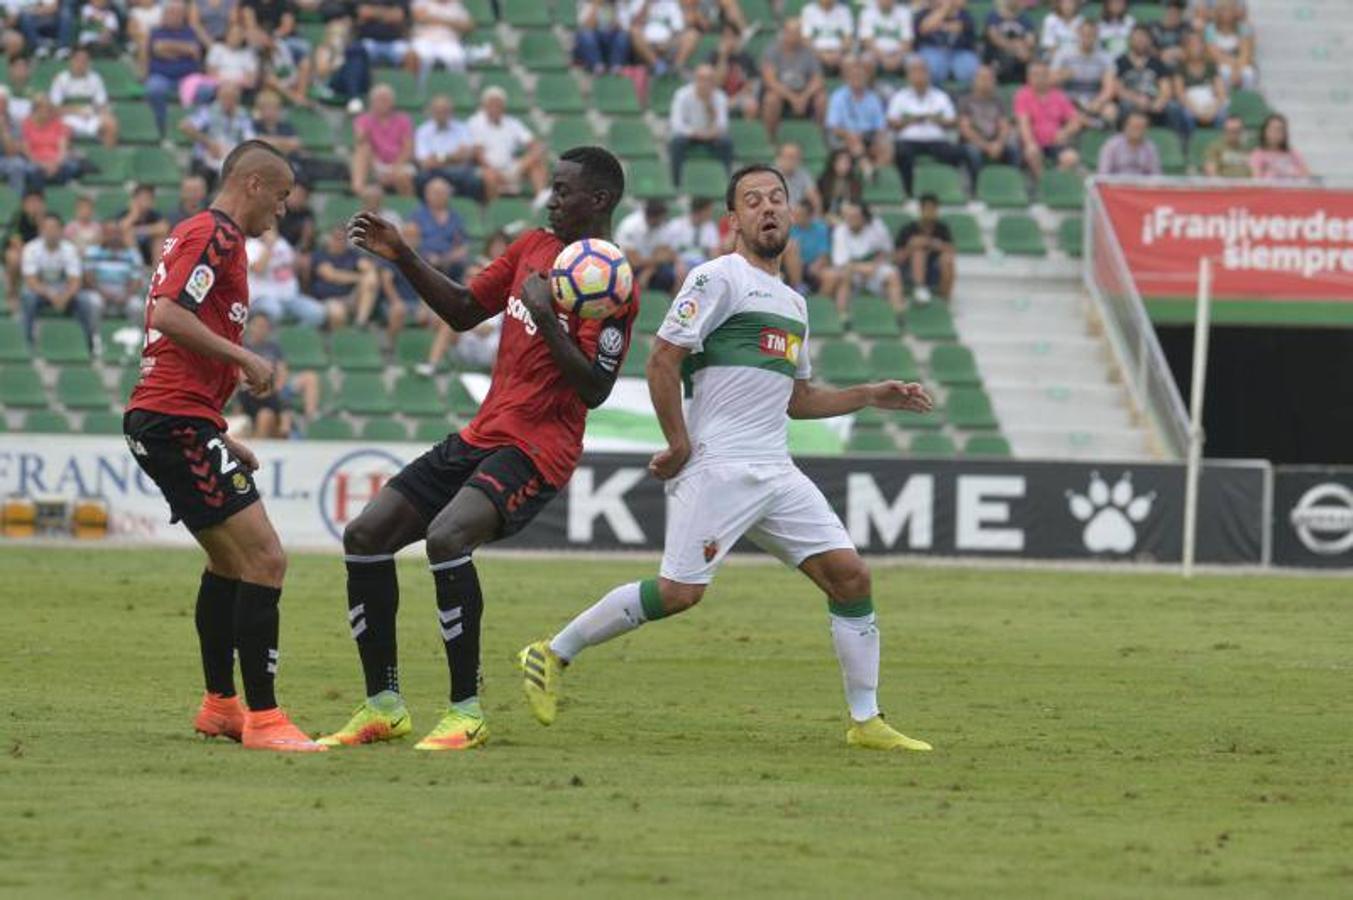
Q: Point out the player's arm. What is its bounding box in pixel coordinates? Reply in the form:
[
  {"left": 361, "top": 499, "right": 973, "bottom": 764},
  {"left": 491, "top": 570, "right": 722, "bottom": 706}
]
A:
[
  {"left": 347, "top": 212, "right": 487, "bottom": 331},
  {"left": 646, "top": 337, "right": 692, "bottom": 480},
  {"left": 788, "top": 379, "right": 933, "bottom": 419},
  {"left": 519, "top": 272, "right": 617, "bottom": 409},
  {"left": 150, "top": 299, "right": 275, "bottom": 397}
]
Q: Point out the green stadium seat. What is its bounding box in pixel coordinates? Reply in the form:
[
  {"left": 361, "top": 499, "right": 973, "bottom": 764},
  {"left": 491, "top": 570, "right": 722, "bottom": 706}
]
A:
[
  {"left": 728, "top": 118, "right": 774, "bottom": 164},
  {"left": 277, "top": 327, "right": 329, "bottom": 370},
  {"left": 913, "top": 165, "right": 965, "bottom": 204},
  {"left": 535, "top": 75, "right": 588, "bottom": 115},
  {"left": 119, "top": 366, "right": 141, "bottom": 401},
  {"left": 593, "top": 75, "right": 641, "bottom": 115},
  {"left": 1038, "top": 169, "right": 1084, "bottom": 210},
  {"left": 929, "top": 344, "right": 981, "bottom": 386},
  {"left": 941, "top": 213, "right": 985, "bottom": 254},
  {"left": 849, "top": 296, "right": 901, "bottom": 338},
  {"left": 607, "top": 119, "right": 659, "bottom": 159},
  {"left": 0, "top": 186, "right": 18, "bottom": 221},
  {"left": 649, "top": 76, "right": 684, "bottom": 118},
  {"left": 336, "top": 372, "right": 394, "bottom": 415},
  {"left": 626, "top": 160, "right": 676, "bottom": 200},
  {"left": 95, "top": 191, "right": 128, "bottom": 220},
  {"left": 331, "top": 329, "right": 384, "bottom": 370},
  {"left": 462, "top": 0, "right": 494, "bottom": 21},
  {"left": 393, "top": 373, "right": 445, "bottom": 416},
  {"left": 637, "top": 293, "right": 669, "bottom": 333},
  {"left": 362, "top": 418, "right": 409, "bottom": 441},
  {"left": 37, "top": 320, "right": 90, "bottom": 364},
  {"left": 965, "top": 434, "right": 1012, "bottom": 457},
  {"left": 82, "top": 411, "right": 125, "bottom": 435},
  {"left": 56, "top": 368, "right": 111, "bottom": 410},
  {"left": 552, "top": 0, "right": 578, "bottom": 25},
  {"left": 374, "top": 69, "right": 424, "bottom": 112},
  {"left": 976, "top": 165, "right": 1028, "bottom": 208},
  {"left": 867, "top": 342, "right": 920, "bottom": 381},
  {"left": 94, "top": 59, "right": 144, "bottom": 100},
  {"left": 394, "top": 330, "right": 434, "bottom": 369},
  {"left": 680, "top": 159, "right": 728, "bottom": 198},
  {"left": 806, "top": 296, "right": 844, "bottom": 338},
  {"left": 307, "top": 416, "right": 355, "bottom": 440},
  {"left": 0, "top": 319, "right": 25, "bottom": 362},
  {"left": 0, "top": 364, "right": 47, "bottom": 407},
  {"left": 43, "top": 186, "right": 78, "bottom": 220},
  {"left": 131, "top": 147, "right": 180, "bottom": 187},
  {"left": 549, "top": 116, "right": 596, "bottom": 156},
  {"left": 115, "top": 103, "right": 160, "bottom": 143},
  {"left": 1058, "top": 216, "right": 1084, "bottom": 258},
  {"left": 446, "top": 378, "right": 481, "bottom": 416},
  {"left": 450, "top": 196, "right": 484, "bottom": 240},
  {"left": 906, "top": 303, "right": 958, "bottom": 341},
  {"left": 779, "top": 120, "right": 828, "bottom": 166},
  {"left": 817, "top": 341, "right": 869, "bottom": 385},
  {"left": 945, "top": 386, "right": 999, "bottom": 429},
  {"left": 895, "top": 409, "right": 944, "bottom": 430},
  {"left": 853, "top": 406, "right": 887, "bottom": 429},
  {"left": 501, "top": 0, "right": 550, "bottom": 27},
  {"left": 847, "top": 429, "right": 897, "bottom": 453},
  {"left": 1148, "top": 128, "right": 1186, "bottom": 175},
  {"left": 740, "top": 0, "right": 774, "bottom": 24},
  {"left": 995, "top": 214, "right": 1047, "bottom": 256},
  {"left": 21, "top": 410, "right": 71, "bottom": 434},
  {"left": 424, "top": 69, "right": 477, "bottom": 109},
  {"left": 1229, "top": 89, "right": 1269, "bottom": 129},
  {"left": 414, "top": 417, "right": 455, "bottom": 443},
  {"left": 621, "top": 337, "right": 651, "bottom": 377},
  {"left": 319, "top": 194, "right": 361, "bottom": 232},
  {"left": 82, "top": 146, "right": 130, "bottom": 187},
  {"left": 861, "top": 167, "right": 906, "bottom": 205},
  {"left": 486, "top": 197, "right": 534, "bottom": 232},
  {"left": 910, "top": 432, "right": 957, "bottom": 456},
  {"left": 291, "top": 107, "right": 335, "bottom": 152},
  {"left": 518, "top": 30, "right": 568, "bottom": 69},
  {"left": 878, "top": 210, "right": 914, "bottom": 238},
  {"left": 479, "top": 72, "right": 531, "bottom": 114}
]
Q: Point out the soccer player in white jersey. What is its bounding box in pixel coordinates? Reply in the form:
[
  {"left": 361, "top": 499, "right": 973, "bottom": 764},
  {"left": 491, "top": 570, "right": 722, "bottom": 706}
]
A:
[{"left": 519, "top": 164, "right": 935, "bottom": 751}]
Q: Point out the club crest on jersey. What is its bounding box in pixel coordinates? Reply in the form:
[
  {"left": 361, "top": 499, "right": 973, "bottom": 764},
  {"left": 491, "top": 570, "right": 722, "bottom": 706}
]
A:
[
  {"left": 231, "top": 472, "right": 250, "bottom": 493},
  {"left": 186, "top": 264, "right": 215, "bottom": 302},
  {"left": 702, "top": 539, "right": 719, "bottom": 562},
  {"left": 672, "top": 297, "right": 699, "bottom": 327},
  {"left": 759, "top": 327, "right": 801, "bottom": 364}
]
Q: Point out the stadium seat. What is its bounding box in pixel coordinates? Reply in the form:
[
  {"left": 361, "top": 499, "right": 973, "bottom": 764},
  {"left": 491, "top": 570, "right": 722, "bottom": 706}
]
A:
[
  {"left": 55, "top": 368, "right": 111, "bottom": 410},
  {"left": 1038, "top": 169, "right": 1084, "bottom": 210},
  {"left": 336, "top": 372, "right": 394, "bottom": 415},
  {"left": 1058, "top": 216, "right": 1084, "bottom": 258},
  {"left": 119, "top": 366, "right": 141, "bottom": 401},
  {"left": 277, "top": 327, "right": 329, "bottom": 370},
  {"left": 82, "top": 146, "right": 130, "bottom": 186},
  {"left": 394, "top": 330, "right": 434, "bottom": 369},
  {"left": 486, "top": 197, "right": 535, "bottom": 232},
  {"left": 867, "top": 342, "right": 920, "bottom": 382},
  {"left": 552, "top": 0, "right": 578, "bottom": 25},
  {"left": 929, "top": 344, "right": 981, "bottom": 386},
  {"left": 895, "top": 408, "right": 944, "bottom": 430},
  {"left": 621, "top": 337, "right": 651, "bottom": 377},
  {"left": 536, "top": 75, "right": 588, "bottom": 115},
  {"left": 941, "top": 213, "right": 985, "bottom": 254},
  {"left": 37, "top": 320, "right": 90, "bottom": 364},
  {"left": 291, "top": 107, "right": 335, "bottom": 151},
  {"left": 1230, "top": 89, "right": 1270, "bottom": 129},
  {"left": 0, "top": 187, "right": 18, "bottom": 221},
  {"left": 740, "top": 0, "right": 774, "bottom": 24},
  {"left": 319, "top": 194, "right": 361, "bottom": 232},
  {"left": 0, "top": 319, "right": 26, "bottom": 362},
  {"left": 414, "top": 418, "right": 454, "bottom": 443},
  {"left": 362, "top": 419, "right": 409, "bottom": 441},
  {"left": 550, "top": 116, "right": 596, "bottom": 156},
  {"left": 1078, "top": 129, "right": 1110, "bottom": 168},
  {"left": 1148, "top": 128, "right": 1186, "bottom": 175},
  {"left": 728, "top": 118, "right": 774, "bottom": 164},
  {"left": 976, "top": 165, "right": 1028, "bottom": 208},
  {"left": 861, "top": 167, "right": 905, "bottom": 206},
  {"left": 649, "top": 76, "right": 684, "bottom": 118},
  {"left": 307, "top": 416, "right": 355, "bottom": 440},
  {"left": 0, "top": 364, "right": 47, "bottom": 407},
  {"left": 945, "top": 386, "right": 999, "bottom": 429},
  {"left": 447, "top": 378, "right": 480, "bottom": 416},
  {"left": 81, "top": 411, "right": 124, "bottom": 435},
  {"left": 21, "top": 410, "right": 71, "bottom": 433},
  {"left": 374, "top": 69, "right": 425, "bottom": 112},
  {"left": 43, "top": 186, "right": 79, "bottom": 220},
  {"left": 806, "top": 296, "right": 844, "bottom": 338},
  {"left": 817, "top": 341, "right": 869, "bottom": 385},
  {"left": 878, "top": 210, "right": 914, "bottom": 237},
  {"left": 965, "top": 434, "right": 1012, "bottom": 457},
  {"left": 593, "top": 75, "right": 641, "bottom": 115},
  {"left": 331, "top": 329, "right": 384, "bottom": 370},
  {"left": 518, "top": 30, "right": 569, "bottom": 69},
  {"left": 450, "top": 196, "right": 485, "bottom": 239},
  {"left": 995, "top": 214, "right": 1047, "bottom": 256},
  {"left": 93, "top": 59, "right": 144, "bottom": 100},
  {"left": 847, "top": 429, "right": 897, "bottom": 453},
  {"left": 424, "top": 69, "right": 477, "bottom": 109},
  {"left": 479, "top": 72, "right": 531, "bottom": 114},
  {"left": 114, "top": 103, "right": 160, "bottom": 144},
  {"left": 502, "top": 0, "right": 550, "bottom": 28},
  {"left": 913, "top": 165, "right": 965, "bottom": 205},
  {"left": 779, "top": 120, "right": 827, "bottom": 166},
  {"left": 849, "top": 296, "right": 901, "bottom": 338},
  {"left": 680, "top": 159, "right": 728, "bottom": 199},
  {"left": 462, "top": 0, "right": 493, "bottom": 21},
  {"left": 131, "top": 147, "right": 180, "bottom": 187},
  {"left": 393, "top": 373, "right": 445, "bottom": 416},
  {"left": 625, "top": 160, "right": 676, "bottom": 200},
  {"left": 637, "top": 293, "right": 668, "bottom": 333},
  {"left": 906, "top": 302, "right": 958, "bottom": 341},
  {"left": 853, "top": 406, "right": 887, "bottom": 429},
  {"left": 910, "top": 432, "right": 957, "bottom": 456},
  {"left": 606, "top": 119, "right": 659, "bottom": 160}
]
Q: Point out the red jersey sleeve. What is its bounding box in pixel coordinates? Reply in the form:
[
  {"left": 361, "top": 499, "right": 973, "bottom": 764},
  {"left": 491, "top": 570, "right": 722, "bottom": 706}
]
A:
[
  {"left": 468, "top": 230, "right": 534, "bottom": 315},
  {"left": 577, "top": 283, "right": 640, "bottom": 378},
  {"left": 154, "top": 218, "right": 230, "bottom": 314}
]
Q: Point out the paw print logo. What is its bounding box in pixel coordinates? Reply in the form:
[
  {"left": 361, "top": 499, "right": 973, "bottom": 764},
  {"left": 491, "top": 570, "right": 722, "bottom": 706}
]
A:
[{"left": 1067, "top": 471, "right": 1156, "bottom": 554}]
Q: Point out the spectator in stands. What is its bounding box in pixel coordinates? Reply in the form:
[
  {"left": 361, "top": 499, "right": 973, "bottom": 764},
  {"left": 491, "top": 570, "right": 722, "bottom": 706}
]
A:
[
  {"left": 117, "top": 183, "right": 169, "bottom": 266},
  {"left": 818, "top": 146, "right": 862, "bottom": 219},
  {"left": 1097, "top": 109, "right": 1161, "bottom": 176},
  {"left": 785, "top": 198, "right": 833, "bottom": 294},
  {"left": 410, "top": 0, "right": 473, "bottom": 77},
  {"left": 414, "top": 94, "right": 488, "bottom": 201},
  {"left": 50, "top": 48, "right": 118, "bottom": 148},
  {"left": 680, "top": 0, "right": 747, "bottom": 44},
  {"left": 376, "top": 220, "right": 430, "bottom": 337},
  {"left": 1249, "top": 113, "right": 1310, "bottom": 182},
  {"left": 1052, "top": 19, "right": 1118, "bottom": 129},
  {"left": 166, "top": 173, "right": 210, "bottom": 227},
  {"left": 668, "top": 63, "right": 733, "bottom": 189},
  {"left": 17, "top": 0, "right": 72, "bottom": 58},
  {"left": 616, "top": 198, "right": 680, "bottom": 291},
  {"left": 915, "top": 0, "right": 980, "bottom": 87},
  {"left": 21, "top": 213, "right": 95, "bottom": 351},
  {"left": 1097, "top": 0, "right": 1135, "bottom": 59},
  {"left": 1015, "top": 60, "right": 1081, "bottom": 181},
  {"left": 467, "top": 86, "right": 549, "bottom": 202},
  {"left": 80, "top": 219, "right": 146, "bottom": 325},
  {"left": 1150, "top": 0, "right": 1192, "bottom": 69},
  {"left": 78, "top": 0, "right": 122, "bottom": 55},
  {"left": 182, "top": 81, "right": 255, "bottom": 187},
  {"left": 858, "top": 0, "right": 913, "bottom": 78},
  {"left": 630, "top": 0, "right": 696, "bottom": 76},
  {"left": 1177, "top": 32, "right": 1227, "bottom": 131},
  {"left": 350, "top": 83, "right": 416, "bottom": 197},
  {"left": 1039, "top": 0, "right": 1082, "bottom": 61},
  {"left": 659, "top": 196, "right": 720, "bottom": 272},
  {"left": 776, "top": 142, "right": 821, "bottom": 213},
  {"left": 707, "top": 21, "right": 759, "bottom": 120},
  {"left": 203, "top": 22, "right": 261, "bottom": 97},
  {"left": 277, "top": 179, "right": 317, "bottom": 285},
  {"left": 247, "top": 227, "right": 332, "bottom": 328},
  {"left": 63, "top": 195, "right": 100, "bottom": 253},
  {"left": 829, "top": 200, "right": 903, "bottom": 314},
  {"left": 894, "top": 192, "right": 953, "bottom": 303},
  {"left": 239, "top": 311, "right": 322, "bottom": 436},
  {"left": 354, "top": 0, "right": 412, "bottom": 67},
  {"left": 142, "top": 0, "right": 204, "bottom": 137},
  {"left": 4, "top": 189, "right": 44, "bottom": 299},
  {"left": 127, "top": 0, "right": 165, "bottom": 59},
  {"left": 1116, "top": 25, "right": 1186, "bottom": 136},
  {"left": 1, "top": 58, "right": 33, "bottom": 120},
  {"left": 760, "top": 18, "right": 826, "bottom": 139},
  {"left": 958, "top": 64, "right": 1019, "bottom": 174},
  {"left": 259, "top": 28, "right": 313, "bottom": 108},
  {"left": 982, "top": 0, "right": 1036, "bottom": 85},
  {"left": 1204, "top": 0, "right": 1255, "bottom": 91},
  {"left": 411, "top": 176, "right": 469, "bottom": 280},
  {"left": 20, "top": 93, "right": 80, "bottom": 189},
  {"left": 419, "top": 230, "right": 507, "bottom": 375},
  {"left": 825, "top": 57, "right": 889, "bottom": 173},
  {"left": 251, "top": 87, "right": 304, "bottom": 165},
  {"left": 311, "top": 223, "right": 379, "bottom": 327},
  {"left": 575, "top": 0, "right": 634, "bottom": 75},
  {"left": 800, "top": 0, "right": 853, "bottom": 75},
  {"left": 359, "top": 183, "right": 405, "bottom": 228},
  {"left": 189, "top": 0, "right": 241, "bottom": 47},
  {"left": 1190, "top": 0, "right": 1248, "bottom": 28},
  {"left": 887, "top": 54, "right": 962, "bottom": 198},
  {"left": 0, "top": 89, "right": 29, "bottom": 195},
  {"left": 1202, "top": 114, "right": 1251, "bottom": 178}
]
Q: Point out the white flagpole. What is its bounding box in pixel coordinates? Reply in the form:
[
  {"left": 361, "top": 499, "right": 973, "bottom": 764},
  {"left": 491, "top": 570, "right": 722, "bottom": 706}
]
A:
[{"left": 1182, "top": 256, "right": 1213, "bottom": 578}]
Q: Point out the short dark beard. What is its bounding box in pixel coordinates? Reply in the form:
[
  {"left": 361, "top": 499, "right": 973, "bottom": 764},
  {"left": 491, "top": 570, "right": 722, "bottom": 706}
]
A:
[{"left": 749, "top": 233, "right": 788, "bottom": 260}]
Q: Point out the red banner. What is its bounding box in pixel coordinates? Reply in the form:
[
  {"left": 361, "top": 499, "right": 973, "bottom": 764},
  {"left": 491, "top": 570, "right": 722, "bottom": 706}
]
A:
[{"left": 1096, "top": 182, "right": 1353, "bottom": 300}]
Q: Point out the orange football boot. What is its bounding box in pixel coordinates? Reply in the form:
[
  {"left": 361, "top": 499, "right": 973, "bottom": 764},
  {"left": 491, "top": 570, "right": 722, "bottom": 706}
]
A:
[
  {"left": 241, "top": 708, "right": 329, "bottom": 753},
  {"left": 194, "top": 692, "right": 246, "bottom": 742}
]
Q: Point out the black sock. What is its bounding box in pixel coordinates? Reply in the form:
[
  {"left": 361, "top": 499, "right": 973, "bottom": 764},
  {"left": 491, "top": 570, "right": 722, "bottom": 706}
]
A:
[
  {"left": 196, "top": 570, "right": 238, "bottom": 697},
  {"left": 234, "top": 582, "right": 281, "bottom": 711},
  {"left": 431, "top": 557, "right": 483, "bottom": 705},
  {"left": 346, "top": 556, "right": 400, "bottom": 697}
]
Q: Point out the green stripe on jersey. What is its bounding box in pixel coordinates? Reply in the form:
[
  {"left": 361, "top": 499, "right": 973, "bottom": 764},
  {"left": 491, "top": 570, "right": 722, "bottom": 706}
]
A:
[{"left": 686, "top": 311, "right": 807, "bottom": 378}]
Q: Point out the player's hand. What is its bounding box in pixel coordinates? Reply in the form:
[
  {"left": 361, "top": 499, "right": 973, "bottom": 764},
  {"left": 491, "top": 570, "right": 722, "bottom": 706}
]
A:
[
  {"left": 348, "top": 212, "right": 406, "bottom": 261},
  {"left": 240, "top": 351, "right": 276, "bottom": 398},
  {"left": 520, "top": 271, "right": 555, "bottom": 324},
  {"left": 648, "top": 441, "right": 691, "bottom": 481},
  {"left": 869, "top": 381, "right": 933, "bottom": 414},
  {"left": 222, "top": 433, "right": 260, "bottom": 472}
]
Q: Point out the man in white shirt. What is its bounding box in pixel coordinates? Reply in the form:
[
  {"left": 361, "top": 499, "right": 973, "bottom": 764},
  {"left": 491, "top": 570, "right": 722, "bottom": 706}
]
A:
[
  {"left": 21, "top": 212, "right": 98, "bottom": 350},
  {"left": 615, "top": 198, "right": 680, "bottom": 291},
  {"left": 887, "top": 55, "right": 964, "bottom": 196},
  {"left": 466, "top": 86, "right": 548, "bottom": 201},
  {"left": 858, "top": 0, "right": 913, "bottom": 77},
  {"left": 667, "top": 64, "right": 732, "bottom": 190},
  {"left": 800, "top": 0, "right": 853, "bottom": 73},
  {"left": 657, "top": 197, "right": 720, "bottom": 270},
  {"left": 245, "top": 229, "right": 330, "bottom": 329},
  {"left": 629, "top": 0, "right": 696, "bottom": 75},
  {"left": 48, "top": 48, "right": 118, "bottom": 147},
  {"left": 410, "top": 0, "right": 473, "bottom": 74},
  {"left": 414, "top": 93, "right": 488, "bottom": 201},
  {"left": 828, "top": 200, "right": 902, "bottom": 314}
]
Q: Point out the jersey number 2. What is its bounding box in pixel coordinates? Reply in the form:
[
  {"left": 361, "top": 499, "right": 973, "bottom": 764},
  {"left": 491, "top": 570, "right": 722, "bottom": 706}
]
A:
[{"left": 206, "top": 438, "right": 238, "bottom": 475}]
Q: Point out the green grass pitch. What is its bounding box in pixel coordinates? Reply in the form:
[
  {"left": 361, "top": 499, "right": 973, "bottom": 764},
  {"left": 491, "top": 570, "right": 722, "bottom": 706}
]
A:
[{"left": 2, "top": 546, "right": 1351, "bottom": 898}]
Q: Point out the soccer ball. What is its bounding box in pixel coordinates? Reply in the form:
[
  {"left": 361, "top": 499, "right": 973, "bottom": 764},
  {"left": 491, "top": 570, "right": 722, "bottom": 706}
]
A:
[{"left": 550, "top": 238, "right": 634, "bottom": 319}]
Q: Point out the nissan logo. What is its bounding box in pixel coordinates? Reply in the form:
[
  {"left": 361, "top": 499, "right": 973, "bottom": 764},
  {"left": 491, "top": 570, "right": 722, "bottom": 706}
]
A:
[{"left": 1289, "top": 483, "right": 1353, "bottom": 555}]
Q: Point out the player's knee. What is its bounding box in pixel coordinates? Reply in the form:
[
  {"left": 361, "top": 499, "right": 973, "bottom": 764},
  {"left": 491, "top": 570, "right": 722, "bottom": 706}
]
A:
[
  {"left": 342, "top": 512, "right": 385, "bottom": 556},
  {"left": 660, "top": 580, "right": 705, "bottom": 614},
  {"left": 830, "top": 558, "right": 871, "bottom": 603},
  {"left": 424, "top": 521, "right": 475, "bottom": 564}
]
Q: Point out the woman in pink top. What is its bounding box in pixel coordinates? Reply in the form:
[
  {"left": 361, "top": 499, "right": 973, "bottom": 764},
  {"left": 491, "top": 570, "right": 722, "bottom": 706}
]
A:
[
  {"left": 1249, "top": 114, "right": 1310, "bottom": 181},
  {"left": 350, "top": 84, "right": 417, "bottom": 196},
  {"left": 21, "top": 94, "right": 79, "bottom": 185}
]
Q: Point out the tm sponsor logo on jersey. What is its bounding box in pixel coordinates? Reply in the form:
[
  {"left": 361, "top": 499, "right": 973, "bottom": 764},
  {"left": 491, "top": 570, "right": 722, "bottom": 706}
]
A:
[
  {"left": 506, "top": 294, "right": 569, "bottom": 337},
  {"left": 759, "top": 327, "right": 802, "bottom": 364}
]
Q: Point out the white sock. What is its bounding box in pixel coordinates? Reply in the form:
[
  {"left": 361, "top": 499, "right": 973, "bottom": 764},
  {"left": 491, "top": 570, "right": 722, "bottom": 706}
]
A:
[
  {"left": 549, "top": 581, "right": 648, "bottom": 661},
  {"left": 830, "top": 612, "right": 880, "bottom": 722}
]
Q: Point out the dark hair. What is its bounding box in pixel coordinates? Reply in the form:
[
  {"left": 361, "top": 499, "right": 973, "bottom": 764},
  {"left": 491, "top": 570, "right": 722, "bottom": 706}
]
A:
[
  {"left": 1124, "top": 109, "right": 1150, "bottom": 125},
  {"left": 132, "top": 182, "right": 155, "bottom": 195},
  {"left": 219, "top": 139, "right": 291, "bottom": 185},
  {"left": 1131, "top": 23, "right": 1153, "bottom": 39},
  {"left": 1259, "top": 113, "right": 1289, "bottom": 151},
  {"left": 690, "top": 197, "right": 713, "bottom": 214},
  {"left": 559, "top": 145, "right": 625, "bottom": 213},
  {"left": 918, "top": 192, "right": 939, "bottom": 207},
  {"left": 725, "top": 164, "right": 790, "bottom": 211},
  {"left": 22, "top": 188, "right": 42, "bottom": 200},
  {"left": 42, "top": 211, "right": 62, "bottom": 226}
]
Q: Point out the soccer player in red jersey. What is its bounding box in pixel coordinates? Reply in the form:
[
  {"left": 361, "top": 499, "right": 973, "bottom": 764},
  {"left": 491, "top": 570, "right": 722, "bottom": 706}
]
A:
[
  {"left": 123, "top": 140, "right": 326, "bottom": 753},
  {"left": 320, "top": 146, "right": 636, "bottom": 751}
]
